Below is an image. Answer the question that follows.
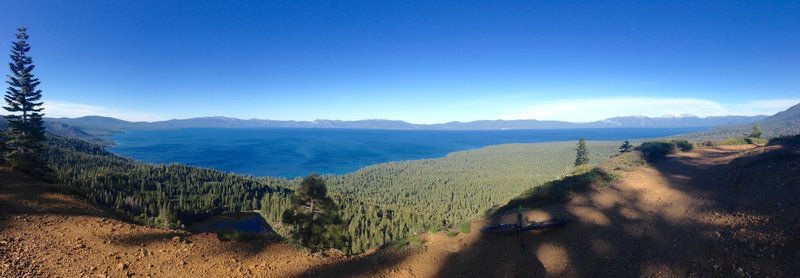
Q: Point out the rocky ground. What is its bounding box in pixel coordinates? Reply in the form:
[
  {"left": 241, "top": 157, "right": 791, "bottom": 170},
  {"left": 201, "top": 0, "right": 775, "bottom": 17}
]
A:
[{"left": 1, "top": 143, "right": 798, "bottom": 277}]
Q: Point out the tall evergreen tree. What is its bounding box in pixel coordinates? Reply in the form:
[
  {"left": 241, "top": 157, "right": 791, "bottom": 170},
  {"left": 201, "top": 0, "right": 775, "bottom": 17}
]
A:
[
  {"left": 158, "top": 202, "right": 179, "bottom": 229},
  {"left": 575, "top": 137, "right": 589, "bottom": 166},
  {"left": 3, "top": 27, "right": 47, "bottom": 174},
  {"left": 749, "top": 123, "right": 762, "bottom": 139},
  {"left": 282, "top": 174, "right": 348, "bottom": 252}
]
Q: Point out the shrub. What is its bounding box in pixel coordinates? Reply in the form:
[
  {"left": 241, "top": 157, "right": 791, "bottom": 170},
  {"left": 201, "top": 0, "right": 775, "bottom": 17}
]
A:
[
  {"left": 394, "top": 234, "right": 426, "bottom": 250},
  {"left": 671, "top": 139, "right": 694, "bottom": 152},
  {"left": 571, "top": 164, "right": 594, "bottom": 175},
  {"left": 619, "top": 140, "right": 633, "bottom": 153},
  {"left": 459, "top": 222, "right": 471, "bottom": 234},
  {"left": 745, "top": 137, "right": 768, "bottom": 145},
  {"left": 722, "top": 137, "right": 768, "bottom": 146},
  {"left": 393, "top": 238, "right": 410, "bottom": 249},
  {"left": 428, "top": 224, "right": 442, "bottom": 234},
  {"left": 722, "top": 137, "right": 749, "bottom": 145},
  {"left": 636, "top": 141, "right": 677, "bottom": 161},
  {"left": 409, "top": 235, "right": 424, "bottom": 245}
]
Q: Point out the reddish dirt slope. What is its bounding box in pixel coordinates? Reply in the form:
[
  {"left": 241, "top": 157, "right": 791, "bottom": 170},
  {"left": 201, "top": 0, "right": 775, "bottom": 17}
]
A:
[{"left": 1, "top": 143, "right": 798, "bottom": 277}]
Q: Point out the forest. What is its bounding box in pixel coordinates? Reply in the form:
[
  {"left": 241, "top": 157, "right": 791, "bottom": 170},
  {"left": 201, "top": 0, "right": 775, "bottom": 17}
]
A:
[
  {"left": 327, "top": 141, "right": 620, "bottom": 252},
  {"left": 45, "top": 136, "right": 294, "bottom": 229},
  {"left": 44, "top": 135, "right": 622, "bottom": 254}
]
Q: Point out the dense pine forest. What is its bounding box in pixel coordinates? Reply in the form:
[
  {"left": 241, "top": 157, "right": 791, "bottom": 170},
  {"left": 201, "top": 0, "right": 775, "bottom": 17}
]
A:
[
  {"left": 46, "top": 136, "right": 294, "bottom": 228},
  {"left": 44, "top": 134, "right": 621, "bottom": 254},
  {"left": 327, "top": 142, "right": 620, "bottom": 252}
]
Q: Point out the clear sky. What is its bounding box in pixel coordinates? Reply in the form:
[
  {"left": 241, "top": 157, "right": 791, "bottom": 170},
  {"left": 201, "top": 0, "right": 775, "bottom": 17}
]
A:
[{"left": 1, "top": 1, "right": 798, "bottom": 123}]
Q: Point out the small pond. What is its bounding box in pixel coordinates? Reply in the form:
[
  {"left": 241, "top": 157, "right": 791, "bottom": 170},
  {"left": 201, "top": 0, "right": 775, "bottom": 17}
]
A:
[{"left": 185, "top": 212, "right": 272, "bottom": 234}]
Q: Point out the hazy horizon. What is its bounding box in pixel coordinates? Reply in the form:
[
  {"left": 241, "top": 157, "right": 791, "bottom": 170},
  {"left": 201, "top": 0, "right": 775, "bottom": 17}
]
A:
[{"left": 41, "top": 110, "right": 777, "bottom": 125}]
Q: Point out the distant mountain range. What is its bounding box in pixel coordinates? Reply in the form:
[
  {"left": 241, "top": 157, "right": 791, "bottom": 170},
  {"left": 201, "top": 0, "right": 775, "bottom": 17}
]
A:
[
  {"left": 42, "top": 114, "right": 766, "bottom": 132},
  {"left": 2, "top": 105, "right": 798, "bottom": 144}
]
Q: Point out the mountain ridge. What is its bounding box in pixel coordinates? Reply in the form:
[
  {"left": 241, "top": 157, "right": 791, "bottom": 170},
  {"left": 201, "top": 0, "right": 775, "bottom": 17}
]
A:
[
  {"left": 683, "top": 102, "right": 800, "bottom": 141},
  {"left": 4, "top": 103, "right": 798, "bottom": 145},
  {"left": 43, "top": 114, "right": 767, "bottom": 132}
]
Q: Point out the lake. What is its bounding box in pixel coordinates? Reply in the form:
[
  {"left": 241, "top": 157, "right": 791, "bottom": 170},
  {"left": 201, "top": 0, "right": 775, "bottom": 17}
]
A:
[{"left": 109, "top": 127, "right": 704, "bottom": 178}]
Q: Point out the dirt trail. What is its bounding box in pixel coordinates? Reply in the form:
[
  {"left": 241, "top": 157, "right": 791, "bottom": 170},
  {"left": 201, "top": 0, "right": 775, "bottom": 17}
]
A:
[{"left": 1, "top": 145, "right": 798, "bottom": 277}]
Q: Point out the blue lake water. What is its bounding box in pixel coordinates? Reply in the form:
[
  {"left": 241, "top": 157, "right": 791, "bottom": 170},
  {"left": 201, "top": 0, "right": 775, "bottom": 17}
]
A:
[{"left": 109, "top": 127, "right": 705, "bottom": 178}]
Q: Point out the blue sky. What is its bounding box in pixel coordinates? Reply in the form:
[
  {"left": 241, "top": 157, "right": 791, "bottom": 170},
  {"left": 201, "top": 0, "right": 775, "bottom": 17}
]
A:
[{"left": 1, "top": 1, "right": 798, "bottom": 123}]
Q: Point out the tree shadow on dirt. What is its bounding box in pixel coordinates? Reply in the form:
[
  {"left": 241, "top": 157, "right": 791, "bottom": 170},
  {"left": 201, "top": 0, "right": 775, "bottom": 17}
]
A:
[
  {"left": 292, "top": 245, "right": 411, "bottom": 277},
  {"left": 111, "top": 231, "right": 187, "bottom": 246},
  {"left": 0, "top": 171, "right": 112, "bottom": 232},
  {"left": 109, "top": 228, "right": 289, "bottom": 261},
  {"left": 204, "top": 236, "right": 287, "bottom": 258},
  {"left": 436, "top": 184, "right": 713, "bottom": 276},
  {"left": 435, "top": 217, "right": 548, "bottom": 277}
]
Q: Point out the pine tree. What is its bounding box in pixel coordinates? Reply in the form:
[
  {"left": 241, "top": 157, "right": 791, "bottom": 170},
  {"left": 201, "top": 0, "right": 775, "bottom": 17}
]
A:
[
  {"left": 575, "top": 137, "right": 589, "bottom": 166},
  {"left": 749, "top": 123, "right": 762, "bottom": 139},
  {"left": 282, "top": 174, "right": 348, "bottom": 251},
  {"left": 619, "top": 140, "right": 632, "bottom": 153},
  {"left": 158, "top": 202, "right": 179, "bottom": 229},
  {"left": 3, "top": 27, "right": 48, "bottom": 174}
]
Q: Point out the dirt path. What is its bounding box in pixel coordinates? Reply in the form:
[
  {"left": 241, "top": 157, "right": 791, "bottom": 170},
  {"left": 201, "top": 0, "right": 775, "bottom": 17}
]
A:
[{"left": 2, "top": 145, "right": 798, "bottom": 277}]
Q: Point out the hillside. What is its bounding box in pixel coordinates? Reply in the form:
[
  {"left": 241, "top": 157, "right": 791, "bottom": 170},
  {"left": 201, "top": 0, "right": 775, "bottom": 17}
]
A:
[
  {"left": 760, "top": 102, "right": 800, "bottom": 135},
  {"left": 685, "top": 102, "right": 800, "bottom": 141},
  {"left": 1, "top": 117, "right": 114, "bottom": 145},
  {"left": 45, "top": 135, "right": 623, "bottom": 254},
  {"left": 45, "top": 116, "right": 148, "bottom": 139},
  {"left": 4, "top": 136, "right": 798, "bottom": 277}
]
